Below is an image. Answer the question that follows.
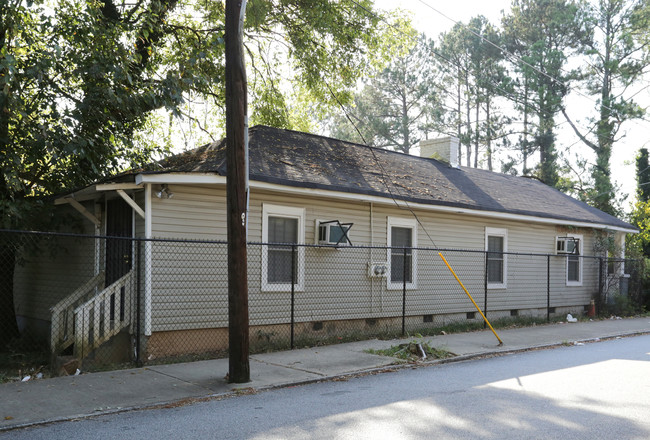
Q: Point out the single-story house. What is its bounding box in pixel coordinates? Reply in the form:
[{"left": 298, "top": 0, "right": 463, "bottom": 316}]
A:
[{"left": 13, "top": 125, "right": 637, "bottom": 362}]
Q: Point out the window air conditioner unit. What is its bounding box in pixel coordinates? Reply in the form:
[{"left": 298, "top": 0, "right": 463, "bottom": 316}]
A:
[
  {"left": 556, "top": 236, "right": 579, "bottom": 255},
  {"left": 368, "top": 262, "right": 388, "bottom": 278},
  {"left": 317, "top": 220, "right": 352, "bottom": 246}
]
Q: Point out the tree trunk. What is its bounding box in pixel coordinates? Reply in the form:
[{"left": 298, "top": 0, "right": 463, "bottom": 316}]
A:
[
  {"left": 0, "top": 245, "right": 19, "bottom": 347},
  {"left": 538, "top": 118, "right": 558, "bottom": 187},
  {"left": 465, "top": 78, "right": 472, "bottom": 167},
  {"left": 456, "top": 69, "right": 465, "bottom": 166},
  {"left": 486, "top": 97, "right": 493, "bottom": 171},
  {"left": 473, "top": 98, "right": 479, "bottom": 168},
  {"left": 538, "top": 84, "right": 558, "bottom": 187},
  {"left": 593, "top": 13, "right": 615, "bottom": 215},
  {"left": 401, "top": 88, "right": 409, "bottom": 154},
  {"left": 522, "top": 77, "right": 529, "bottom": 174}
]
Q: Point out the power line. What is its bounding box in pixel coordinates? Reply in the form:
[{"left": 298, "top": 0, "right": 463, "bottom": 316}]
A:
[
  {"left": 324, "top": 80, "right": 440, "bottom": 248},
  {"left": 349, "top": 0, "right": 568, "bottom": 138},
  {"left": 415, "top": 0, "right": 650, "bottom": 126}
]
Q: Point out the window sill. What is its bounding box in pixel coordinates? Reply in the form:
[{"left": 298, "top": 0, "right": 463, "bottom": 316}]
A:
[
  {"left": 565, "top": 281, "right": 583, "bottom": 287},
  {"left": 386, "top": 282, "right": 417, "bottom": 291},
  {"left": 261, "top": 284, "right": 305, "bottom": 293}
]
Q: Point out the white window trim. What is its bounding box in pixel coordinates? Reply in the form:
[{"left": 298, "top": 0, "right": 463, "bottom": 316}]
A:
[
  {"left": 485, "top": 227, "right": 508, "bottom": 289},
  {"left": 387, "top": 217, "right": 417, "bottom": 290},
  {"left": 262, "top": 204, "right": 305, "bottom": 292},
  {"left": 314, "top": 219, "right": 352, "bottom": 247},
  {"left": 563, "top": 233, "right": 583, "bottom": 287}
]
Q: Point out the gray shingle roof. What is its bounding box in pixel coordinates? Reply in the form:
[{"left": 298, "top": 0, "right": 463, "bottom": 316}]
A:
[{"left": 145, "top": 125, "right": 634, "bottom": 231}]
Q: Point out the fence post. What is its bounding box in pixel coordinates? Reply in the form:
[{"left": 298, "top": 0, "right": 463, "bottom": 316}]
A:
[
  {"left": 483, "top": 251, "right": 488, "bottom": 329},
  {"left": 290, "top": 244, "right": 296, "bottom": 350},
  {"left": 402, "top": 247, "right": 407, "bottom": 337},
  {"left": 546, "top": 255, "right": 550, "bottom": 322},
  {"left": 135, "top": 240, "right": 142, "bottom": 367},
  {"left": 597, "top": 256, "right": 604, "bottom": 313}
]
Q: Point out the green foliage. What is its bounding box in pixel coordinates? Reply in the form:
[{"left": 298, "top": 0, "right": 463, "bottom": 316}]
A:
[
  {"left": 365, "top": 341, "right": 455, "bottom": 362},
  {"left": 502, "top": 0, "right": 591, "bottom": 188},
  {"left": 627, "top": 199, "right": 650, "bottom": 257},
  {"left": 437, "top": 15, "right": 511, "bottom": 169},
  {"left": 565, "top": 0, "right": 650, "bottom": 216},
  {"left": 627, "top": 148, "right": 650, "bottom": 257},
  {"left": 637, "top": 148, "right": 650, "bottom": 202},
  {"left": 1, "top": 0, "right": 399, "bottom": 229},
  {"left": 243, "top": 0, "right": 409, "bottom": 128},
  {"left": 328, "top": 31, "right": 440, "bottom": 154},
  {"left": 601, "top": 294, "right": 641, "bottom": 316}
]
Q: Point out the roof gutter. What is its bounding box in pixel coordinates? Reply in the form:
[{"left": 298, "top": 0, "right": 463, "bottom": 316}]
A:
[{"left": 127, "top": 173, "right": 639, "bottom": 234}]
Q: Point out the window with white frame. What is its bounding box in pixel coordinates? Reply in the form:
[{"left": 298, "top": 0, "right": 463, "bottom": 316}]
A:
[
  {"left": 387, "top": 217, "right": 417, "bottom": 290},
  {"left": 485, "top": 227, "right": 507, "bottom": 289},
  {"left": 262, "top": 204, "right": 305, "bottom": 291},
  {"left": 564, "top": 233, "right": 583, "bottom": 286}
]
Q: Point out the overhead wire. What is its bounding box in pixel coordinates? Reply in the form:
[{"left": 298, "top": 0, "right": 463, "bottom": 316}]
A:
[
  {"left": 350, "top": 0, "right": 547, "bottom": 127},
  {"left": 323, "top": 80, "right": 440, "bottom": 249},
  {"left": 352, "top": 0, "right": 650, "bottom": 188},
  {"left": 414, "top": 0, "right": 650, "bottom": 127}
]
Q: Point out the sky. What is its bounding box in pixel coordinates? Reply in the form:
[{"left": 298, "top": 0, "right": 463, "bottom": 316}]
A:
[{"left": 373, "top": 0, "right": 650, "bottom": 212}]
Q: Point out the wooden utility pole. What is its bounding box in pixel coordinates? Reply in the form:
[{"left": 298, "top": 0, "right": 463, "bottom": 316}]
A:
[{"left": 225, "top": 0, "right": 250, "bottom": 383}]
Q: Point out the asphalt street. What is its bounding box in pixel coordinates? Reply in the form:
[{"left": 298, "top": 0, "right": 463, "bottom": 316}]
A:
[{"left": 4, "top": 333, "right": 649, "bottom": 440}]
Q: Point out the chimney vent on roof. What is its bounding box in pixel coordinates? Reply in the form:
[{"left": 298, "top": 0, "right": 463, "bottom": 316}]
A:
[{"left": 419, "top": 136, "right": 459, "bottom": 168}]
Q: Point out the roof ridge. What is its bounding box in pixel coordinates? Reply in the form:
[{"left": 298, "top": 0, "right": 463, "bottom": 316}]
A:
[{"left": 250, "top": 124, "right": 434, "bottom": 161}]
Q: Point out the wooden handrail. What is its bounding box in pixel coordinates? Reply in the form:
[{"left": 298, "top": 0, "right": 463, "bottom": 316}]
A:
[
  {"left": 73, "top": 271, "right": 134, "bottom": 359},
  {"left": 50, "top": 271, "right": 105, "bottom": 353}
]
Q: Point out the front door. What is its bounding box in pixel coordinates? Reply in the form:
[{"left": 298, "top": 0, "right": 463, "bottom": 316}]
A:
[{"left": 105, "top": 198, "right": 133, "bottom": 287}]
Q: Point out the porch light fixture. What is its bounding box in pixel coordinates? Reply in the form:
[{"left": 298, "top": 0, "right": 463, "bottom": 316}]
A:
[{"left": 156, "top": 184, "right": 174, "bottom": 199}]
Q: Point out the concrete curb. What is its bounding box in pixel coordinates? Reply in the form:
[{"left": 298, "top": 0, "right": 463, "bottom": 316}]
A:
[{"left": 2, "top": 326, "right": 649, "bottom": 433}]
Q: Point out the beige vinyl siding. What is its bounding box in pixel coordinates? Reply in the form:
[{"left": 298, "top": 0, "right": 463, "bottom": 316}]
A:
[
  {"left": 151, "top": 184, "right": 227, "bottom": 239},
  {"left": 148, "top": 187, "right": 378, "bottom": 331},
  {"left": 145, "top": 183, "right": 604, "bottom": 330},
  {"left": 247, "top": 189, "right": 374, "bottom": 244},
  {"left": 149, "top": 239, "right": 228, "bottom": 332},
  {"left": 148, "top": 185, "right": 227, "bottom": 331},
  {"left": 249, "top": 191, "right": 376, "bottom": 326},
  {"left": 14, "top": 203, "right": 98, "bottom": 324}
]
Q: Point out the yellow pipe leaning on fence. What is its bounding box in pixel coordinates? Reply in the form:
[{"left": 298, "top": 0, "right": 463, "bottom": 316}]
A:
[{"left": 438, "top": 252, "right": 503, "bottom": 346}]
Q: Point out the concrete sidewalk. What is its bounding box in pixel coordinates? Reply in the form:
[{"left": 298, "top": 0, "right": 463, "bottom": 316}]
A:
[{"left": 1, "top": 317, "right": 649, "bottom": 431}]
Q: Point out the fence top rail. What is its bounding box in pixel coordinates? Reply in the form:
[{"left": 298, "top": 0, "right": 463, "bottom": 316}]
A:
[
  {"left": 246, "top": 241, "right": 620, "bottom": 261},
  {"left": 0, "top": 229, "right": 230, "bottom": 245},
  {"left": 1, "top": 229, "right": 641, "bottom": 262}
]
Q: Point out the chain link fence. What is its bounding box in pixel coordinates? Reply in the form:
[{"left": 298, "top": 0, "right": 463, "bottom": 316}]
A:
[{"left": 0, "top": 229, "right": 645, "bottom": 380}]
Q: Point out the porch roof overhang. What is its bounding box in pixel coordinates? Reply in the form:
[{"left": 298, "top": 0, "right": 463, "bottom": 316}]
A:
[
  {"left": 54, "top": 182, "right": 145, "bottom": 222},
  {"left": 54, "top": 182, "right": 143, "bottom": 205}
]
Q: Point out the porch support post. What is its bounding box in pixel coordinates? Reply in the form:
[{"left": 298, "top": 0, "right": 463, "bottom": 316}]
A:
[{"left": 144, "top": 184, "right": 152, "bottom": 336}]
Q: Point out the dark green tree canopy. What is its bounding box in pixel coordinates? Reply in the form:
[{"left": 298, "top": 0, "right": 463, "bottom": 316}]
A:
[
  {"left": 502, "top": 0, "right": 592, "bottom": 188},
  {"left": 1, "top": 0, "right": 398, "bottom": 228},
  {"left": 562, "top": 0, "right": 650, "bottom": 215}
]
